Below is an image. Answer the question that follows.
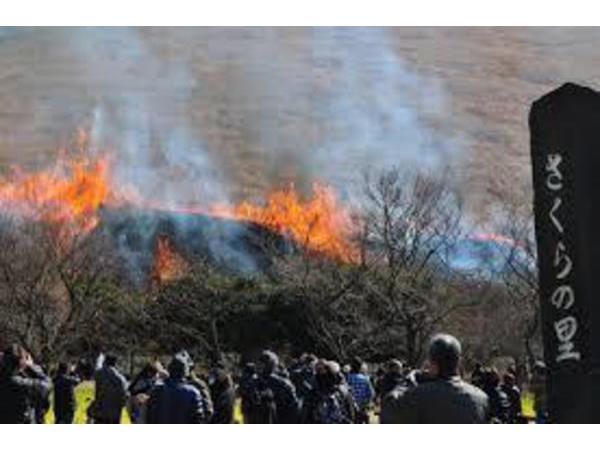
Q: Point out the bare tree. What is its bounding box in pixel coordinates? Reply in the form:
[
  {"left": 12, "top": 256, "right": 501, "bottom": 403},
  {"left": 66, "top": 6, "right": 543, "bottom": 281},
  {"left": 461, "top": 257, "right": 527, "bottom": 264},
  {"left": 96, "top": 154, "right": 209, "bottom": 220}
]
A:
[
  {"left": 0, "top": 215, "right": 125, "bottom": 362},
  {"left": 269, "top": 250, "right": 369, "bottom": 360},
  {"left": 358, "top": 168, "right": 477, "bottom": 365},
  {"left": 495, "top": 204, "right": 541, "bottom": 366}
]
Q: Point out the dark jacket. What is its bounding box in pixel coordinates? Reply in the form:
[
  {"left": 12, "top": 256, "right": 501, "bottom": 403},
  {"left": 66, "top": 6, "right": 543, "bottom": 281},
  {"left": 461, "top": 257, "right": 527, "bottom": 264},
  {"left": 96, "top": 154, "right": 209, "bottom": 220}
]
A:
[
  {"left": 210, "top": 385, "right": 236, "bottom": 424},
  {"left": 378, "top": 372, "right": 404, "bottom": 398},
  {"left": 53, "top": 373, "right": 80, "bottom": 423},
  {"left": 380, "top": 384, "right": 408, "bottom": 424},
  {"left": 289, "top": 364, "right": 316, "bottom": 404},
  {"left": 128, "top": 376, "right": 158, "bottom": 424},
  {"left": 250, "top": 373, "right": 299, "bottom": 424},
  {"left": 302, "top": 384, "right": 356, "bottom": 424},
  {"left": 399, "top": 376, "right": 489, "bottom": 424},
  {"left": 90, "top": 366, "right": 128, "bottom": 423},
  {"left": 484, "top": 385, "right": 510, "bottom": 423},
  {"left": 146, "top": 378, "right": 205, "bottom": 424},
  {"left": 0, "top": 365, "right": 51, "bottom": 424},
  {"left": 501, "top": 384, "right": 522, "bottom": 423},
  {"left": 239, "top": 372, "right": 260, "bottom": 424}
]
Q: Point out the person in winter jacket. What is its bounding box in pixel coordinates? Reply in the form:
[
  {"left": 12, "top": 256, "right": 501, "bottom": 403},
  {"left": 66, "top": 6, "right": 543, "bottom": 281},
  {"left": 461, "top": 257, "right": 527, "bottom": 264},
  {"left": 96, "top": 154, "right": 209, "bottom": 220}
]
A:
[{"left": 0, "top": 344, "right": 51, "bottom": 424}]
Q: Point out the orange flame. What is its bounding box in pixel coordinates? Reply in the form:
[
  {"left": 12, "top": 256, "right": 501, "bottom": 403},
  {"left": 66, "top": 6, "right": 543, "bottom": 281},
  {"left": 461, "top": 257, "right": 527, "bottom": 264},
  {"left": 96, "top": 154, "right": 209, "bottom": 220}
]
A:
[
  {"left": 209, "top": 184, "right": 358, "bottom": 262},
  {"left": 0, "top": 151, "right": 358, "bottom": 262},
  {"left": 0, "top": 154, "right": 119, "bottom": 238},
  {"left": 152, "top": 235, "right": 189, "bottom": 283}
]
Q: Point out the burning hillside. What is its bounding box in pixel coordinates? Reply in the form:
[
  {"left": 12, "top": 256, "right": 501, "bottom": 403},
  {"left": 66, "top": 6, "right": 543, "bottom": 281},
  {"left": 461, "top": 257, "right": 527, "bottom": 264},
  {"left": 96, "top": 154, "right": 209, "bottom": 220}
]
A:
[
  {"left": 0, "top": 148, "right": 525, "bottom": 285},
  {"left": 0, "top": 153, "right": 358, "bottom": 282},
  {"left": 152, "top": 234, "right": 190, "bottom": 283},
  {"left": 0, "top": 154, "right": 118, "bottom": 239}
]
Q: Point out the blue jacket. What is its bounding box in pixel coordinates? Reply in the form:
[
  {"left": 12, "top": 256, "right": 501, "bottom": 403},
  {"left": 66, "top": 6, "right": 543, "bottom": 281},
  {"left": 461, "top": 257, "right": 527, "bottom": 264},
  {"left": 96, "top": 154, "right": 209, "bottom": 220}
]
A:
[
  {"left": 346, "top": 373, "right": 374, "bottom": 408},
  {"left": 146, "top": 378, "right": 205, "bottom": 424}
]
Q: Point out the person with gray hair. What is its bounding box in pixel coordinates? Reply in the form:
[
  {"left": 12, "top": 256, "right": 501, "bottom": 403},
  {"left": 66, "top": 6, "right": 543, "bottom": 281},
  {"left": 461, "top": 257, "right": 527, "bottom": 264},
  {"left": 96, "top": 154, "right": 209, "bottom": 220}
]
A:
[{"left": 396, "top": 333, "right": 490, "bottom": 424}]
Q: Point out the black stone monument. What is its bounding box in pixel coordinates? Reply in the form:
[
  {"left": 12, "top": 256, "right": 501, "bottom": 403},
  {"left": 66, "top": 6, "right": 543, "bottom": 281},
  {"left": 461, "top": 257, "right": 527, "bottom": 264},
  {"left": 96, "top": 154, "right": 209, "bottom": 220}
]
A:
[{"left": 530, "top": 82, "right": 600, "bottom": 423}]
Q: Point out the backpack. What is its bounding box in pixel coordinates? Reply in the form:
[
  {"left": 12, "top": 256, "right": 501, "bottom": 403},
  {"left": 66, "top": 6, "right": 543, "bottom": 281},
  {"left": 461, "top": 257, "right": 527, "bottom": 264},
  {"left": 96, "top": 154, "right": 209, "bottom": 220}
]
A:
[{"left": 314, "top": 390, "right": 351, "bottom": 424}]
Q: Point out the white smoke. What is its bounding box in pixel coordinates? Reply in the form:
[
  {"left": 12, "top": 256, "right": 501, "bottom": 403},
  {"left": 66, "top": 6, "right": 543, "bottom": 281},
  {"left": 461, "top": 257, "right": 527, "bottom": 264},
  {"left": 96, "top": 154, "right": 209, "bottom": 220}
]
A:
[
  {"left": 0, "top": 27, "right": 462, "bottom": 205},
  {"left": 172, "top": 27, "right": 462, "bottom": 201},
  {"left": 66, "top": 28, "right": 229, "bottom": 207},
  {"left": 0, "top": 27, "right": 468, "bottom": 276},
  {"left": 308, "top": 28, "right": 458, "bottom": 196}
]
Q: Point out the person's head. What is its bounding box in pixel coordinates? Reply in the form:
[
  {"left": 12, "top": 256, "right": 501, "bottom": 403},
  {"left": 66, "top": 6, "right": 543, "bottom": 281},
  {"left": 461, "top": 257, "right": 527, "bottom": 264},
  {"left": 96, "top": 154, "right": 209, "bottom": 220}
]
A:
[
  {"left": 258, "top": 350, "right": 279, "bottom": 375},
  {"left": 350, "top": 356, "right": 364, "bottom": 374},
  {"left": 301, "top": 353, "right": 318, "bottom": 368},
  {"left": 168, "top": 354, "right": 189, "bottom": 380},
  {"left": 213, "top": 368, "right": 233, "bottom": 390},
  {"left": 502, "top": 372, "right": 515, "bottom": 387},
  {"left": 175, "top": 350, "right": 194, "bottom": 370},
  {"left": 428, "top": 333, "right": 462, "bottom": 378},
  {"left": 104, "top": 354, "right": 118, "bottom": 368},
  {"left": 387, "top": 359, "right": 403, "bottom": 375},
  {"left": 315, "top": 359, "right": 327, "bottom": 375},
  {"left": 482, "top": 367, "right": 500, "bottom": 389},
  {"left": 0, "top": 344, "right": 25, "bottom": 376},
  {"left": 57, "top": 361, "right": 69, "bottom": 375},
  {"left": 316, "top": 360, "right": 341, "bottom": 390},
  {"left": 139, "top": 363, "right": 159, "bottom": 380},
  {"left": 81, "top": 358, "right": 97, "bottom": 379}
]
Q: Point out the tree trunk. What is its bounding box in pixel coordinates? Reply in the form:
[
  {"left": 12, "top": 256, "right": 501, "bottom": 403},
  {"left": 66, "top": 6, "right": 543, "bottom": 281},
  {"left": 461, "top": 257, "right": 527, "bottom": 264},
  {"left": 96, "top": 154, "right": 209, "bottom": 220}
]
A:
[
  {"left": 406, "top": 320, "right": 418, "bottom": 366},
  {"left": 210, "top": 318, "right": 222, "bottom": 362}
]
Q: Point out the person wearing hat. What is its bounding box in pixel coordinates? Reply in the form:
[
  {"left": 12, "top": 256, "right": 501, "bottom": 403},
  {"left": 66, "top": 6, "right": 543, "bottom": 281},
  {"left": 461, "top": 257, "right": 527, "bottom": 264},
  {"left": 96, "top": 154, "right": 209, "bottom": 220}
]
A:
[
  {"left": 146, "top": 353, "right": 205, "bottom": 424},
  {"left": 397, "top": 334, "right": 489, "bottom": 424}
]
